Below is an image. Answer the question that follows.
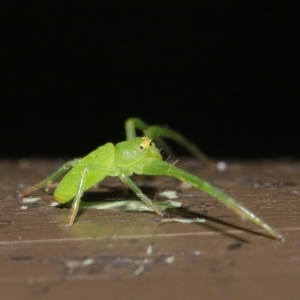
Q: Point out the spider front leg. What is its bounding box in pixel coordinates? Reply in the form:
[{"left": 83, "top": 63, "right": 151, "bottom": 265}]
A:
[
  {"left": 19, "top": 159, "right": 82, "bottom": 197},
  {"left": 139, "top": 159, "right": 283, "bottom": 240},
  {"left": 125, "top": 118, "right": 208, "bottom": 162},
  {"left": 125, "top": 118, "right": 148, "bottom": 140},
  {"left": 67, "top": 167, "right": 87, "bottom": 226},
  {"left": 119, "top": 173, "right": 164, "bottom": 217}
]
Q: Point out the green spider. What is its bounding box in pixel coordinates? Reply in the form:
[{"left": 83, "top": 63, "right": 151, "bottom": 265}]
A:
[{"left": 20, "top": 118, "right": 283, "bottom": 240}]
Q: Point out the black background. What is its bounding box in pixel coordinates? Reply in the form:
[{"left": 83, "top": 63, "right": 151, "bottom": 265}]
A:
[{"left": 2, "top": 3, "right": 299, "bottom": 159}]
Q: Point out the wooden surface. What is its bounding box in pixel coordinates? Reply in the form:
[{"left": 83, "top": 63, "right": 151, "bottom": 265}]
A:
[{"left": 1, "top": 158, "right": 300, "bottom": 300}]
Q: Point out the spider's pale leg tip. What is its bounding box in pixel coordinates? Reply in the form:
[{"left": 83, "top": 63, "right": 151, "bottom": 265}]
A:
[
  {"left": 66, "top": 219, "right": 74, "bottom": 228},
  {"left": 271, "top": 231, "right": 284, "bottom": 242},
  {"left": 159, "top": 212, "right": 164, "bottom": 219},
  {"left": 18, "top": 189, "right": 30, "bottom": 198}
]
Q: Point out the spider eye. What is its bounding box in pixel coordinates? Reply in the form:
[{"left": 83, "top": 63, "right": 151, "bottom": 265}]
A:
[{"left": 139, "top": 137, "right": 152, "bottom": 149}]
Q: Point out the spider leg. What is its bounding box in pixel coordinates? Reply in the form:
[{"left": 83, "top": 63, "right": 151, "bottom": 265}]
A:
[
  {"left": 119, "top": 173, "right": 163, "bottom": 217},
  {"left": 19, "top": 159, "right": 81, "bottom": 197},
  {"left": 67, "top": 167, "right": 87, "bottom": 226},
  {"left": 125, "top": 118, "right": 208, "bottom": 161}
]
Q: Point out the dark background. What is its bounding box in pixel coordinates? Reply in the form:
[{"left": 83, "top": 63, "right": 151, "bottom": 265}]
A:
[{"left": 2, "top": 3, "right": 299, "bottom": 159}]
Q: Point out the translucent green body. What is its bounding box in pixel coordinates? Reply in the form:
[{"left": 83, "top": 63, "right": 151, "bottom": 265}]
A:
[{"left": 54, "top": 138, "right": 162, "bottom": 203}]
